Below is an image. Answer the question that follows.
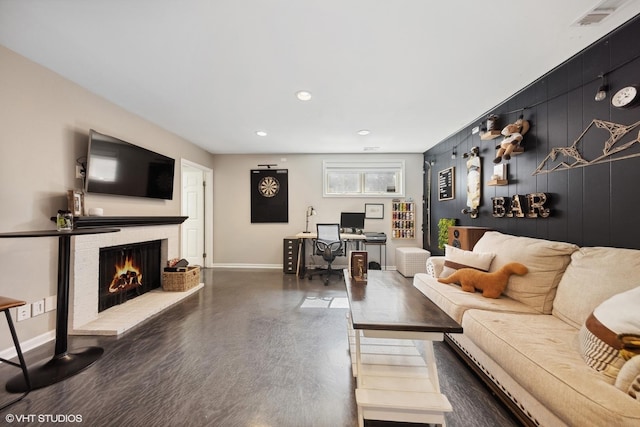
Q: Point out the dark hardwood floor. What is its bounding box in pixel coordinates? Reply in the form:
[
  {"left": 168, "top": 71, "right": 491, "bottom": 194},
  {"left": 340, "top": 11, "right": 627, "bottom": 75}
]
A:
[{"left": 0, "top": 269, "right": 520, "bottom": 426}]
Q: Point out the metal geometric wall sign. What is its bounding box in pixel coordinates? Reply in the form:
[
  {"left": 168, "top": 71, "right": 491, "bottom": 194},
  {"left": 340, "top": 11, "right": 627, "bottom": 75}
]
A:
[
  {"left": 533, "top": 119, "right": 640, "bottom": 175},
  {"left": 250, "top": 169, "right": 289, "bottom": 223}
]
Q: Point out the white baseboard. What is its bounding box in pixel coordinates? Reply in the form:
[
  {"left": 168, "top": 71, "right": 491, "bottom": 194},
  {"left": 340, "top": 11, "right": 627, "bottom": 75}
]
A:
[
  {"left": 211, "top": 263, "right": 282, "bottom": 269},
  {"left": 0, "top": 329, "right": 55, "bottom": 361}
]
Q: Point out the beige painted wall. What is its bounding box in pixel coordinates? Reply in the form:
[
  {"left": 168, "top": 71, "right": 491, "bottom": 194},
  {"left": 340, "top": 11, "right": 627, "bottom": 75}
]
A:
[
  {"left": 0, "top": 45, "right": 216, "bottom": 349},
  {"left": 211, "top": 153, "right": 424, "bottom": 269}
]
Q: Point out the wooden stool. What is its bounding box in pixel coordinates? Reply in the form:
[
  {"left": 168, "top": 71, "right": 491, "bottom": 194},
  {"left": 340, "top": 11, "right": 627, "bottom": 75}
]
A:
[{"left": 0, "top": 297, "right": 31, "bottom": 409}]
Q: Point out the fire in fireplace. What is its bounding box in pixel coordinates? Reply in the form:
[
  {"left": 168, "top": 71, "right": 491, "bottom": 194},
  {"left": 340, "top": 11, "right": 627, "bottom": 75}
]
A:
[
  {"left": 109, "top": 256, "right": 143, "bottom": 293},
  {"left": 99, "top": 240, "right": 162, "bottom": 312}
]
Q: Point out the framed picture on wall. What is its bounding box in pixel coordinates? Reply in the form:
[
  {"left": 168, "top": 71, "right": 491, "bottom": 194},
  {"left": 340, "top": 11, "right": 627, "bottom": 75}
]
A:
[
  {"left": 438, "top": 167, "right": 455, "bottom": 201},
  {"left": 365, "top": 203, "right": 384, "bottom": 219}
]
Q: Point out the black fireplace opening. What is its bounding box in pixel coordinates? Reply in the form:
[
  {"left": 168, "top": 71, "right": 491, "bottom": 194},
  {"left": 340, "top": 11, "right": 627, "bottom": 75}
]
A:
[{"left": 99, "top": 240, "right": 162, "bottom": 312}]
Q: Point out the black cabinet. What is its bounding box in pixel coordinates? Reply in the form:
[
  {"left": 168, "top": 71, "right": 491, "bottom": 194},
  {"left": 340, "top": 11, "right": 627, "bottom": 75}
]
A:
[{"left": 283, "top": 237, "right": 300, "bottom": 274}]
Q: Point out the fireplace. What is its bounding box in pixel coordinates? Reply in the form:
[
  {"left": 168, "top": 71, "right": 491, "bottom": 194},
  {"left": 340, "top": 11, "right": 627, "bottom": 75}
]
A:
[
  {"left": 99, "top": 240, "right": 162, "bottom": 312},
  {"left": 69, "top": 222, "right": 201, "bottom": 335}
]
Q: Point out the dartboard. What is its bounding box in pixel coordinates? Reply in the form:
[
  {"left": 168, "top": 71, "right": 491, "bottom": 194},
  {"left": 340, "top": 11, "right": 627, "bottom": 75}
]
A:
[{"left": 258, "top": 176, "right": 280, "bottom": 197}]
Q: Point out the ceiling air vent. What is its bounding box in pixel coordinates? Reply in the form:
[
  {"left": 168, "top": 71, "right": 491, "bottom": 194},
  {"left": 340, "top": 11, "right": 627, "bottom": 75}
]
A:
[
  {"left": 575, "top": 9, "right": 614, "bottom": 26},
  {"left": 572, "top": 0, "right": 631, "bottom": 26}
]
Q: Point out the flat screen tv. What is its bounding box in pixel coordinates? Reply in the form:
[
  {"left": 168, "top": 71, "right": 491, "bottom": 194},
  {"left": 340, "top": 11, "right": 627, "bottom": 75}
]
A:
[{"left": 85, "top": 129, "right": 175, "bottom": 200}]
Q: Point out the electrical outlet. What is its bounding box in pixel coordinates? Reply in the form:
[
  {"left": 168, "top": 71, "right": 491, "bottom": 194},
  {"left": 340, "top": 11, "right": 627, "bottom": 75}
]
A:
[
  {"left": 32, "top": 299, "right": 45, "bottom": 316},
  {"left": 45, "top": 295, "right": 57, "bottom": 312},
  {"left": 17, "top": 305, "right": 31, "bottom": 321}
]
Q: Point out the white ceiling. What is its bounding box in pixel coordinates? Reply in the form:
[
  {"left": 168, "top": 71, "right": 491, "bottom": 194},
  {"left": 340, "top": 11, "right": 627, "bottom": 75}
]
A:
[{"left": 1, "top": 1, "right": 639, "bottom": 154}]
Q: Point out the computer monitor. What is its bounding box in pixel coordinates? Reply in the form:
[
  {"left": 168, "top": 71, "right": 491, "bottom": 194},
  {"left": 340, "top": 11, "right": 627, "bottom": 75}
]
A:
[{"left": 340, "top": 212, "right": 365, "bottom": 232}]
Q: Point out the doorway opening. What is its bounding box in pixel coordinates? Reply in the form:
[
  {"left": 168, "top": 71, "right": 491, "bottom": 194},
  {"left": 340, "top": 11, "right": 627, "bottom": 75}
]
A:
[{"left": 181, "top": 159, "right": 213, "bottom": 267}]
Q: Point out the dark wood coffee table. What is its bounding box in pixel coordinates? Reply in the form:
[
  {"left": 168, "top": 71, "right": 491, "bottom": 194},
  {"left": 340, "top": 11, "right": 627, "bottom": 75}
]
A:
[{"left": 344, "top": 269, "right": 462, "bottom": 427}]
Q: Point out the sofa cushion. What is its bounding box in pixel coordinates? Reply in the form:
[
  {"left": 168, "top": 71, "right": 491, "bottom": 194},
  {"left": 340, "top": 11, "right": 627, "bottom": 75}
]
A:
[
  {"left": 413, "top": 273, "right": 538, "bottom": 324},
  {"left": 472, "top": 231, "right": 577, "bottom": 314},
  {"left": 579, "top": 286, "right": 640, "bottom": 379},
  {"left": 553, "top": 247, "right": 640, "bottom": 328},
  {"left": 439, "top": 244, "right": 495, "bottom": 278},
  {"left": 462, "top": 309, "right": 640, "bottom": 426}
]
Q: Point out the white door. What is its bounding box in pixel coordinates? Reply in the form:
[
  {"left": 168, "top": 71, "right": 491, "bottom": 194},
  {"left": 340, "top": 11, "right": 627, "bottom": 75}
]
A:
[{"left": 182, "top": 165, "right": 205, "bottom": 266}]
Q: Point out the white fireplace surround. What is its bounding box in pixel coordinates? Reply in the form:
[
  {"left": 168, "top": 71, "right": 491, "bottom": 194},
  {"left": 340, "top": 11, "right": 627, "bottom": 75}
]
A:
[{"left": 69, "top": 224, "right": 201, "bottom": 335}]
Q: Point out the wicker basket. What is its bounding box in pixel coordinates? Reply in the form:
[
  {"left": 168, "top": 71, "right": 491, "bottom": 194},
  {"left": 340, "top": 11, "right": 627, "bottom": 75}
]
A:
[{"left": 162, "top": 266, "right": 200, "bottom": 291}]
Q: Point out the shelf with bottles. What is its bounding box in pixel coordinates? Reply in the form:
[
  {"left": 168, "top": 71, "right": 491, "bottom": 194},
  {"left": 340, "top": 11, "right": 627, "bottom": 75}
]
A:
[{"left": 391, "top": 201, "right": 415, "bottom": 239}]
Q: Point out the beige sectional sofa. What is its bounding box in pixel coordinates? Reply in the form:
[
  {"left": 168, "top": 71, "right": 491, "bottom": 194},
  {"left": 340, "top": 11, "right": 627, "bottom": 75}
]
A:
[{"left": 413, "top": 231, "right": 640, "bottom": 427}]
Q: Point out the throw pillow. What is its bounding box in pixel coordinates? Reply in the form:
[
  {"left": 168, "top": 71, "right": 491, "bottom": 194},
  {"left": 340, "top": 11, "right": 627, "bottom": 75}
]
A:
[
  {"left": 579, "top": 286, "right": 640, "bottom": 379},
  {"left": 554, "top": 246, "right": 640, "bottom": 328},
  {"left": 474, "top": 231, "right": 577, "bottom": 314},
  {"left": 615, "top": 355, "right": 640, "bottom": 400},
  {"left": 439, "top": 244, "right": 495, "bottom": 280}
]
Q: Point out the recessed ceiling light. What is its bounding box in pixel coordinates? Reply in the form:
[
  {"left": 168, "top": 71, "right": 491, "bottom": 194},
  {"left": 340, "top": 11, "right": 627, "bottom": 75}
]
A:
[
  {"left": 256, "top": 131, "right": 267, "bottom": 137},
  {"left": 357, "top": 129, "right": 371, "bottom": 136},
  {"left": 295, "top": 90, "right": 312, "bottom": 101}
]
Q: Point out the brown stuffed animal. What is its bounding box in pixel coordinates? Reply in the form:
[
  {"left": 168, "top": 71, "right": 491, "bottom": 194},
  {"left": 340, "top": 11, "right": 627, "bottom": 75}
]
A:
[
  {"left": 437, "top": 262, "right": 528, "bottom": 298},
  {"left": 493, "top": 116, "right": 530, "bottom": 163}
]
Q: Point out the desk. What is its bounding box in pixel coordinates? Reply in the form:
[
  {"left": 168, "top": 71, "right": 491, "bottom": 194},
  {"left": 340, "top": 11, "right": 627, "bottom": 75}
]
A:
[
  {"left": 345, "top": 270, "right": 462, "bottom": 427},
  {"left": 295, "top": 231, "right": 366, "bottom": 242},
  {"left": 0, "top": 227, "right": 120, "bottom": 391},
  {"left": 294, "top": 232, "right": 366, "bottom": 277},
  {"left": 362, "top": 240, "right": 386, "bottom": 270}
]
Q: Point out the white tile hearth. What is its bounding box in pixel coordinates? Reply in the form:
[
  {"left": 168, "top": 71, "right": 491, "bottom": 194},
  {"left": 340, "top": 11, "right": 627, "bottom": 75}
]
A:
[{"left": 72, "top": 284, "right": 204, "bottom": 336}]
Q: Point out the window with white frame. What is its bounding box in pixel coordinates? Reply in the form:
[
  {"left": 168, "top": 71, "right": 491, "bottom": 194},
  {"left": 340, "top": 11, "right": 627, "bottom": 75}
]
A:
[{"left": 323, "top": 160, "right": 405, "bottom": 197}]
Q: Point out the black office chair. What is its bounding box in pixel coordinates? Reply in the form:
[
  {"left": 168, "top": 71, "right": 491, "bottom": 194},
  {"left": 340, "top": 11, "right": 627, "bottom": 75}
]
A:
[{"left": 308, "top": 224, "right": 344, "bottom": 285}]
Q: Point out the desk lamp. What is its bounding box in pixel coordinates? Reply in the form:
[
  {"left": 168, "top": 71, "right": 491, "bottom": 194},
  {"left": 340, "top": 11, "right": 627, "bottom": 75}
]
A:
[{"left": 304, "top": 206, "right": 317, "bottom": 233}]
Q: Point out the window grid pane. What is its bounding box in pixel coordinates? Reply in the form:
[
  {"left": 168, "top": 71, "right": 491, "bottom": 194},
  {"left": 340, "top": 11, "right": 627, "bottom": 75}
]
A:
[
  {"left": 364, "top": 171, "right": 398, "bottom": 194},
  {"left": 326, "top": 171, "right": 360, "bottom": 194},
  {"left": 323, "top": 160, "right": 405, "bottom": 197}
]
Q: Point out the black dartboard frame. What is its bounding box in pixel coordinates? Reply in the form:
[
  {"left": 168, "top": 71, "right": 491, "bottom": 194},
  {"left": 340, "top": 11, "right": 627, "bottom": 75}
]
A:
[{"left": 251, "top": 169, "right": 288, "bottom": 223}]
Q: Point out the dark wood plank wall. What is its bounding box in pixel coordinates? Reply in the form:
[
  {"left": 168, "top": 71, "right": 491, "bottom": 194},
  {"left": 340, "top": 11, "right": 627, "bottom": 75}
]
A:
[{"left": 424, "top": 14, "right": 640, "bottom": 254}]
